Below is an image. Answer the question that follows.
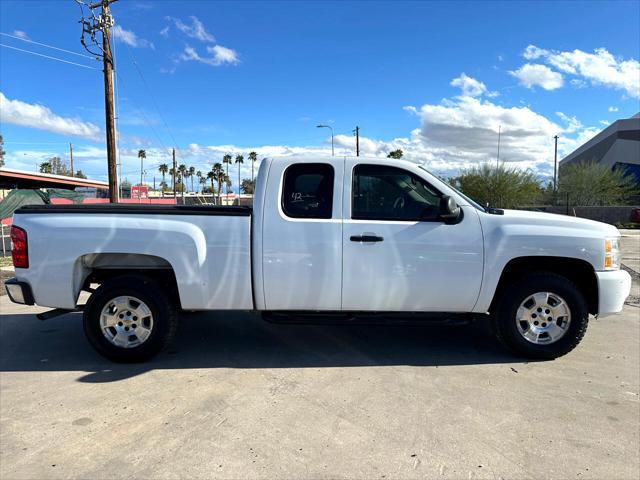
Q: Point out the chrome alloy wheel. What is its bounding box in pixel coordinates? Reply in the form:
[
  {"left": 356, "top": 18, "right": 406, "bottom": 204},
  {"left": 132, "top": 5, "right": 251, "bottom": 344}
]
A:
[
  {"left": 515, "top": 292, "right": 571, "bottom": 345},
  {"left": 100, "top": 296, "right": 154, "bottom": 348}
]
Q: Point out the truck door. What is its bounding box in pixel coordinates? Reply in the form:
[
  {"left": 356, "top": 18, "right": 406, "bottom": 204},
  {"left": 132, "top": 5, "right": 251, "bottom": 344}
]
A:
[
  {"left": 261, "top": 159, "right": 344, "bottom": 310},
  {"left": 341, "top": 160, "right": 483, "bottom": 312}
]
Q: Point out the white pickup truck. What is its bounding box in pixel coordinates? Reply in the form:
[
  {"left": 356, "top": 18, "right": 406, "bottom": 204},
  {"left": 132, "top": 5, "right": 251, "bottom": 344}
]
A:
[{"left": 5, "top": 156, "right": 632, "bottom": 362}]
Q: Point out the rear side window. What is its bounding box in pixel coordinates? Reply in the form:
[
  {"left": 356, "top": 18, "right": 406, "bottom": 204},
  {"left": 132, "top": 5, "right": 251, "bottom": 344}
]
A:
[{"left": 282, "top": 163, "right": 334, "bottom": 219}]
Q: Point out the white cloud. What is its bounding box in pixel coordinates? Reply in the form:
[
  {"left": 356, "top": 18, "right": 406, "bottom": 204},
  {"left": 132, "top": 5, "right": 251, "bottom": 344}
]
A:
[
  {"left": 509, "top": 63, "right": 564, "bottom": 90},
  {"left": 0, "top": 92, "right": 101, "bottom": 141},
  {"left": 159, "top": 26, "right": 169, "bottom": 38},
  {"left": 608, "top": 106, "right": 619, "bottom": 112},
  {"left": 12, "top": 30, "right": 28, "bottom": 40},
  {"left": 556, "top": 111, "right": 582, "bottom": 133},
  {"left": 523, "top": 45, "right": 640, "bottom": 98},
  {"left": 112, "top": 25, "right": 154, "bottom": 49},
  {"left": 450, "top": 73, "right": 487, "bottom": 97},
  {"left": 570, "top": 78, "right": 587, "bottom": 89},
  {"left": 168, "top": 16, "right": 215, "bottom": 43},
  {"left": 180, "top": 45, "right": 239, "bottom": 66}
]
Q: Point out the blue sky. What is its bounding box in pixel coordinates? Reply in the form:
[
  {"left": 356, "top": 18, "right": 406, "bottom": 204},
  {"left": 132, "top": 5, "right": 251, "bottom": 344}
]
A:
[{"left": 1, "top": 0, "right": 639, "bottom": 187}]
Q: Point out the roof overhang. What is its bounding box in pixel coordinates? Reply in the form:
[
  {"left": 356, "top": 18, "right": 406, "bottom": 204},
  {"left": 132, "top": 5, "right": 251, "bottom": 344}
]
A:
[{"left": 0, "top": 168, "right": 109, "bottom": 190}]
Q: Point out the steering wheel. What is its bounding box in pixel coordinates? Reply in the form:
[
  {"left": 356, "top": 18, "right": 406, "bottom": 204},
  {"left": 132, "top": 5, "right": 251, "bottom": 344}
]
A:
[{"left": 392, "top": 195, "right": 405, "bottom": 211}]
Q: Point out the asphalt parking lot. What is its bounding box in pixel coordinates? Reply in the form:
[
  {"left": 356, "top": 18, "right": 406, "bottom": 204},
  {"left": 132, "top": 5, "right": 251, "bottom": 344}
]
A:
[{"left": 1, "top": 232, "right": 639, "bottom": 480}]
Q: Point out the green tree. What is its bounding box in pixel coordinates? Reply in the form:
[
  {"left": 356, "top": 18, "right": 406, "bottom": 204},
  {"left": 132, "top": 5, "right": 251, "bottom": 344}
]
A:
[
  {"left": 0, "top": 134, "right": 5, "bottom": 167},
  {"left": 558, "top": 160, "right": 639, "bottom": 206},
  {"left": 387, "top": 149, "right": 403, "bottom": 159},
  {"left": 158, "top": 163, "right": 168, "bottom": 187},
  {"left": 46, "top": 157, "right": 71, "bottom": 176},
  {"left": 74, "top": 170, "right": 87, "bottom": 179},
  {"left": 169, "top": 167, "right": 176, "bottom": 193},
  {"left": 235, "top": 154, "right": 244, "bottom": 204},
  {"left": 248, "top": 151, "right": 258, "bottom": 187},
  {"left": 188, "top": 165, "right": 196, "bottom": 192},
  {"left": 196, "top": 170, "right": 203, "bottom": 192},
  {"left": 241, "top": 178, "right": 256, "bottom": 194},
  {"left": 211, "top": 163, "right": 224, "bottom": 204},
  {"left": 177, "top": 164, "right": 187, "bottom": 198},
  {"left": 39, "top": 161, "right": 52, "bottom": 174},
  {"left": 222, "top": 154, "right": 232, "bottom": 199},
  {"left": 452, "top": 163, "right": 543, "bottom": 209},
  {"left": 137, "top": 150, "right": 146, "bottom": 187}
]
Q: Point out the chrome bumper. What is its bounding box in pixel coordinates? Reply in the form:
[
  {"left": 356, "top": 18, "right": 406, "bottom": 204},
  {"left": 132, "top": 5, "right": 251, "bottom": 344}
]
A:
[{"left": 596, "top": 270, "right": 632, "bottom": 317}]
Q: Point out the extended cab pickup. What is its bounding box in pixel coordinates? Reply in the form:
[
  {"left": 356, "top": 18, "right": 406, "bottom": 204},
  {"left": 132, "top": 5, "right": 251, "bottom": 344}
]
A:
[{"left": 5, "top": 157, "right": 632, "bottom": 362}]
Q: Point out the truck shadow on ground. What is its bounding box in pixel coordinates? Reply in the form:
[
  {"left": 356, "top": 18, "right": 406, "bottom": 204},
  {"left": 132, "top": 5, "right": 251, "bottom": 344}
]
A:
[{"left": 0, "top": 310, "right": 526, "bottom": 383}]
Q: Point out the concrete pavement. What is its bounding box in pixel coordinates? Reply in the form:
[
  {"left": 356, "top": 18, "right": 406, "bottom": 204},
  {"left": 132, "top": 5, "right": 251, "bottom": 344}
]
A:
[{"left": 1, "top": 294, "right": 639, "bottom": 479}]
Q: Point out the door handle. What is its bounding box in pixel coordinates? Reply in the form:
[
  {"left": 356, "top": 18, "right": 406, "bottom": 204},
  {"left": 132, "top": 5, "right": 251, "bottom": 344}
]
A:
[{"left": 350, "top": 234, "right": 384, "bottom": 243}]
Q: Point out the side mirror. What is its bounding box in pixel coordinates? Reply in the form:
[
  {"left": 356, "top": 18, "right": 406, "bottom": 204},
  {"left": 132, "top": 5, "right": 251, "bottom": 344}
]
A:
[{"left": 439, "top": 195, "right": 461, "bottom": 221}]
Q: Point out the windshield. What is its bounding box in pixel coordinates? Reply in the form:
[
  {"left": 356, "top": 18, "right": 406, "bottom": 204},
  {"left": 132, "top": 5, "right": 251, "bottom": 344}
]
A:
[{"left": 418, "top": 165, "right": 486, "bottom": 212}]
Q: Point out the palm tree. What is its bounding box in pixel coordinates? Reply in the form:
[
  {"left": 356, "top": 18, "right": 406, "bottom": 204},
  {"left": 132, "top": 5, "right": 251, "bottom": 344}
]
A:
[
  {"left": 212, "top": 163, "right": 224, "bottom": 204},
  {"left": 138, "top": 150, "right": 146, "bottom": 193},
  {"left": 39, "top": 162, "right": 52, "bottom": 174},
  {"left": 188, "top": 166, "right": 196, "bottom": 192},
  {"left": 222, "top": 154, "right": 232, "bottom": 201},
  {"left": 207, "top": 170, "right": 216, "bottom": 197},
  {"left": 178, "top": 164, "right": 187, "bottom": 200},
  {"left": 196, "top": 170, "right": 203, "bottom": 192},
  {"left": 248, "top": 151, "right": 258, "bottom": 190},
  {"left": 158, "top": 163, "right": 168, "bottom": 197},
  {"left": 169, "top": 167, "right": 176, "bottom": 196},
  {"left": 199, "top": 174, "right": 207, "bottom": 194},
  {"left": 235, "top": 154, "right": 244, "bottom": 205}
]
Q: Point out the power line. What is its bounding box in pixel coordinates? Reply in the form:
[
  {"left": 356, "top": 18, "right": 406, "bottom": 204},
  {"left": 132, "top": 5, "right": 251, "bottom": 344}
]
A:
[
  {"left": 122, "top": 42, "right": 178, "bottom": 147},
  {"left": 0, "top": 43, "right": 97, "bottom": 69},
  {"left": 0, "top": 32, "right": 95, "bottom": 59}
]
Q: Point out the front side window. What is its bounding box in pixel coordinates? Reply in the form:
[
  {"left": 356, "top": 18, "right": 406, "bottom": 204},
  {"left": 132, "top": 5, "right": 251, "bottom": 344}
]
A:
[
  {"left": 352, "top": 164, "right": 441, "bottom": 221},
  {"left": 282, "top": 163, "right": 334, "bottom": 219}
]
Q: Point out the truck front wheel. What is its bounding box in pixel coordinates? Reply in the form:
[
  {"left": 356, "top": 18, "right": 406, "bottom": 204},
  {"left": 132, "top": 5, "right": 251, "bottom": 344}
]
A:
[
  {"left": 493, "top": 273, "right": 589, "bottom": 359},
  {"left": 83, "top": 275, "right": 178, "bottom": 362}
]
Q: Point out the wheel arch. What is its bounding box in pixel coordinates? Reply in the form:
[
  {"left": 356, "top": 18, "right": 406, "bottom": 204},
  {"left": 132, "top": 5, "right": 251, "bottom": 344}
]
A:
[
  {"left": 75, "top": 253, "right": 181, "bottom": 308},
  {"left": 489, "top": 256, "right": 598, "bottom": 315}
]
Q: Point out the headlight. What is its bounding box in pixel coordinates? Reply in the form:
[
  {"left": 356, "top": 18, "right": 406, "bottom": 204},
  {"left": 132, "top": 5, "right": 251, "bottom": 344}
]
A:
[{"left": 604, "top": 237, "right": 620, "bottom": 270}]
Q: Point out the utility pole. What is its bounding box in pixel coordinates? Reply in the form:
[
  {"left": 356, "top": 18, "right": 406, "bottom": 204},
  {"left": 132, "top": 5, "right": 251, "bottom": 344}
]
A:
[
  {"left": 553, "top": 135, "right": 559, "bottom": 192},
  {"left": 353, "top": 126, "right": 360, "bottom": 157},
  {"left": 139, "top": 153, "right": 144, "bottom": 204},
  {"left": 69, "top": 143, "right": 74, "bottom": 176},
  {"left": 79, "top": 0, "right": 119, "bottom": 202},
  {"left": 172, "top": 148, "right": 177, "bottom": 199}
]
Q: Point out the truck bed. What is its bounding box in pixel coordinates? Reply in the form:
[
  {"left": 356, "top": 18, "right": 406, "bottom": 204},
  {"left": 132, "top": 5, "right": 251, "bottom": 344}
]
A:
[
  {"left": 12, "top": 204, "right": 254, "bottom": 310},
  {"left": 16, "top": 204, "right": 252, "bottom": 216}
]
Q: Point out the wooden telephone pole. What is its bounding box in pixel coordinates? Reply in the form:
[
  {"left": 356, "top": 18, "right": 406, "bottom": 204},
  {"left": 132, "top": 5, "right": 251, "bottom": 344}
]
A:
[{"left": 80, "top": 0, "right": 119, "bottom": 202}]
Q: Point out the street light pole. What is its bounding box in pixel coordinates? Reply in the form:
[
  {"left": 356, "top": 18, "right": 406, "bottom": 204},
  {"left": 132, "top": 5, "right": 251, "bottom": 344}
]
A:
[{"left": 316, "top": 124, "right": 334, "bottom": 156}]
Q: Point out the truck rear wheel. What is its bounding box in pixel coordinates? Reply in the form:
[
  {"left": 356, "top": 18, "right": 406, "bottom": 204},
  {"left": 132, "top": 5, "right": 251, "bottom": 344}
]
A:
[
  {"left": 493, "top": 272, "right": 588, "bottom": 359},
  {"left": 83, "top": 275, "right": 178, "bottom": 363}
]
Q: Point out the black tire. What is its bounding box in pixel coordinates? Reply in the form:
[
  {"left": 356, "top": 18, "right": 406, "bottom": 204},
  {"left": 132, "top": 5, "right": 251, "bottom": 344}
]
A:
[
  {"left": 493, "top": 272, "right": 588, "bottom": 359},
  {"left": 83, "top": 275, "right": 178, "bottom": 363}
]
